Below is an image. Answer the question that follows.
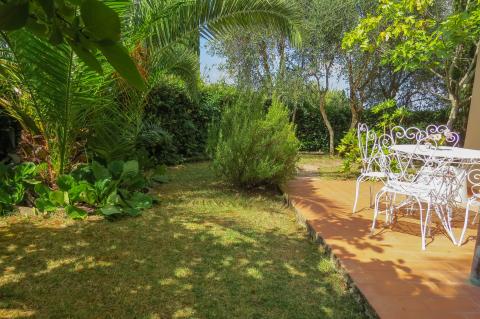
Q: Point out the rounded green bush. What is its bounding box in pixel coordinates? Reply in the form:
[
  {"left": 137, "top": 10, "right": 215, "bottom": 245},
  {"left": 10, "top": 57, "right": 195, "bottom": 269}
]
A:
[{"left": 210, "top": 95, "right": 300, "bottom": 188}]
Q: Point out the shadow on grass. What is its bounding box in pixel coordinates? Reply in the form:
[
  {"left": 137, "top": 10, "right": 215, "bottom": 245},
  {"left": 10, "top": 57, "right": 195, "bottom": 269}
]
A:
[{"left": 0, "top": 163, "right": 366, "bottom": 319}]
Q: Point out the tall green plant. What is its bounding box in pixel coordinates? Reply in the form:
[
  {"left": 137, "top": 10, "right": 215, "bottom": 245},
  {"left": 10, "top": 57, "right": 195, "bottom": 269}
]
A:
[
  {"left": 1, "top": 30, "right": 113, "bottom": 175},
  {"left": 210, "top": 95, "right": 299, "bottom": 187}
]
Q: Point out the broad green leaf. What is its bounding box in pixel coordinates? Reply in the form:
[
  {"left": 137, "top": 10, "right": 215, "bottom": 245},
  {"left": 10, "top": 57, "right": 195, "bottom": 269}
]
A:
[
  {"left": 69, "top": 39, "right": 103, "bottom": 74},
  {"left": 65, "top": 205, "right": 88, "bottom": 219},
  {"left": 15, "top": 162, "right": 37, "bottom": 179},
  {"left": 57, "top": 174, "right": 76, "bottom": 191},
  {"left": 35, "top": 198, "right": 57, "bottom": 212},
  {"left": 105, "top": 191, "right": 119, "bottom": 205},
  {"left": 108, "top": 160, "right": 124, "bottom": 179},
  {"left": 123, "top": 175, "right": 147, "bottom": 189},
  {"left": 99, "top": 205, "right": 122, "bottom": 216},
  {"left": 122, "top": 160, "right": 139, "bottom": 179},
  {"left": 34, "top": 183, "right": 50, "bottom": 197},
  {"left": 94, "top": 178, "right": 112, "bottom": 200},
  {"left": 91, "top": 161, "right": 111, "bottom": 180},
  {"left": 70, "top": 164, "right": 92, "bottom": 182},
  {"left": 127, "top": 192, "right": 152, "bottom": 210},
  {"left": 0, "top": 189, "right": 13, "bottom": 205},
  {"left": 11, "top": 184, "right": 25, "bottom": 203},
  {"left": 49, "top": 190, "right": 65, "bottom": 206},
  {"left": 77, "top": 182, "right": 97, "bottom": 205},
  {"left": 96, "top": 41, "right": 146, "bottom": 90},
  {"left": 0, "top": 0, "right": 29, "bottom": 31},
  {"left": 80, "top": 0, "right": 121, "bottom": 41},
  {"left": 68, "top": 182, "right": 90, "bottom": 202}
]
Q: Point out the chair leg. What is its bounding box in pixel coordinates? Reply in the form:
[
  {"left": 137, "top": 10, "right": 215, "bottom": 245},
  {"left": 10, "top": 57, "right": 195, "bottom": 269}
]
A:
[
  {"left": 371, "top": 190, "right": 385, "bottom": 234},
  {"left": 388, "top": 193, "right": 397, "bottom": 224},
  {"left": 369, "top": 184, "right": 373, "bottom": 208},
  {"left": 458, "top": 201, "right": 473, "bottom": 246},
  {"left": 353, "top": 175, "right": 364, "bottom": 214},
  {"left": 472, "top": 205, "right": 479, "bottom": 225},
  {"left": 413, "top": 197, "right": 425, "bottom": 250},
  {"left": 435, "top": 205, "right": 457, "bottom": 245},
  {"left": 421, "top": 201, "right": 432, "bottom": 251}
]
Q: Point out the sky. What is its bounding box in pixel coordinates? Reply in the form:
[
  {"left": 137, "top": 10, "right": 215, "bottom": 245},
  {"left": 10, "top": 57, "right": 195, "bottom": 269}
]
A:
[
  {"left": 199, "top": 38, "right": 348, "bottom": 90},
  {"left": 199, "top": 38, "right": 229, "bottom": 83}
]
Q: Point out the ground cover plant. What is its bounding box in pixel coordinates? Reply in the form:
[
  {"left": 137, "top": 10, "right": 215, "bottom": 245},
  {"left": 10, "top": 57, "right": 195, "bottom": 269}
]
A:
[
  {"left": 0, "top": 162, "right": 42, "bottom": 214},
  {"left": 0, "top": 162, "right": 366, "bottom": 318}
]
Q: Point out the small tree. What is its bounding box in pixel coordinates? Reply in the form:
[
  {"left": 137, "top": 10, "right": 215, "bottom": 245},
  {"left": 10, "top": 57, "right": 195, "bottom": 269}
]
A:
[
  {"left": 343, "top": 0, "right": 480, "bottom": 129},
  {"left": 210, "top": 95, "right": 299, "bottom": 188}
]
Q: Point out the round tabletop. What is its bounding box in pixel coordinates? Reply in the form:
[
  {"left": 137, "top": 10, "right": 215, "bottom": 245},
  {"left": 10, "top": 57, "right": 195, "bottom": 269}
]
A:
[{"left": 390, "top": 144, "right": 480, "bottom": 161}]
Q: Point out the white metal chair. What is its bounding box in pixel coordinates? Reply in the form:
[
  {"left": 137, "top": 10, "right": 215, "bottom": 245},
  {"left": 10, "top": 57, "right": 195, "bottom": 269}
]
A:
[
  {"left": 353, "top": 124, "right": 425, "bottom": 214},
  {"left": 425, "top": 124, "right": 461, "bottom": 147},
  {"left": 353, "top": 123, "right": 386, "bottom": 213},
  {"left": 371, "top": 137, "right": 464, "bottom": 250},
  {"left": 458, "top": 168, "right": 480, "bottom": 246}
]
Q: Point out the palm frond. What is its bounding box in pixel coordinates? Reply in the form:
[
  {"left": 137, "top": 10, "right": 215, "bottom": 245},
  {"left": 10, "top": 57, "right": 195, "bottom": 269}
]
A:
[
  {"left": 129, "top": 0, "right": 302, "bottom": 50},
  {"left": 148, "top": 44, "right": 200, "bottom": 98},
  {"left": 3, "top": 30, "right": 114, "bottom": 173}
]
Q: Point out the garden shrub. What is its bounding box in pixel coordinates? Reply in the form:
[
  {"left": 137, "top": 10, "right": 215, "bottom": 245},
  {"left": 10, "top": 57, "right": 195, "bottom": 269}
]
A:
[
  {"left": 336, "top": 99, "right": 410, "bottom": 172},
  {"left": 0, "top": 158, "right": 164, "bottom": 219},
  {"left": 34, "top": 159, "right": 165, "bottom": 219},
  {"left": 145, "top": 80, "right": 235, "bottom": 164},
  {"left": 210, "top": 95, "right": 299, "bottom": 188}
]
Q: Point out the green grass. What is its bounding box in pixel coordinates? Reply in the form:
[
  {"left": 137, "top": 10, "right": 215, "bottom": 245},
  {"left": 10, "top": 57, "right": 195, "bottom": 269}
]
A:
[
  {"left": 298, "top": 155, "right": 355, "bottom": 179},
  {"left": 0, "top": 162, "right": 365, "bottom": 318}
]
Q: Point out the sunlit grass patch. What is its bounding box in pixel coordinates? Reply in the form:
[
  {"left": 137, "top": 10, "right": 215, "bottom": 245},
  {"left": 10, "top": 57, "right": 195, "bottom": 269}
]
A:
[{"left": 0, "top": 162, "right": 365, "bottom": 318}]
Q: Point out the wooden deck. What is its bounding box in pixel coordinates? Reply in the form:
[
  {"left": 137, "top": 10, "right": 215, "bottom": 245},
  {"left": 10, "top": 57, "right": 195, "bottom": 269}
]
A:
[{"left": 285, "top": 167, "right": 480, "bottom": 319}]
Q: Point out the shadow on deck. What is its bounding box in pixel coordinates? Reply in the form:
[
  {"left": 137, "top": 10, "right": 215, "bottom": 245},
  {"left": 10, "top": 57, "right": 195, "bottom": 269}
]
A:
[{"left": 285, "top": 172, "right": 480, "bottom": 319}]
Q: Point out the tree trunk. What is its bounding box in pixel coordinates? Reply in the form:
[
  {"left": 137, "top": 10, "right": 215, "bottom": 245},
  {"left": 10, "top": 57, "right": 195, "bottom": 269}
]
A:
[
  {"left": 349, "top": 104, "right": 359, "bottom": 130},
  {"left": 318, "top": 92, "right": 335, "bottom": 155},
  {"left": 259, "top": 40, "right": 272, "bottom": 91},
  {"left": 291, "top": 102, "right": 298, "bottom": 124},
  {"left": 277, "top": 38, "right": 286, "bottom": 85},
  {"left": 447, "top": 92, "right": 461, "bottom": 129},
  {"left": 349, "top": 87, "right": 360, "bottom": 130}
]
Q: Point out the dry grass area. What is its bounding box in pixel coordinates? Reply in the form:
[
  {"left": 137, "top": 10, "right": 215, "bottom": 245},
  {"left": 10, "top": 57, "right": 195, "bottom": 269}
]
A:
[{"left": 0, "top": 162, "right": 365, "bottom": 319}]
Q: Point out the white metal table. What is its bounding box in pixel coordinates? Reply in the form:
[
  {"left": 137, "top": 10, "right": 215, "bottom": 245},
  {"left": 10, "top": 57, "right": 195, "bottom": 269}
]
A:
[
  {"left": 391, "top": 145, "right": 480, "bottom": 162},
  {"left": 390, "top": 145, "right": 480, "bottom": 202},
  {"left": 389, "top": 144, "right": 480, "bottom": 245}
]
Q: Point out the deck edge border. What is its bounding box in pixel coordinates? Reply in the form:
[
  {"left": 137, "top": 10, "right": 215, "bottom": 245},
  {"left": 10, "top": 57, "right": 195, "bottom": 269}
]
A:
[{"left": 282, "top": 189, "right": 380, "bottom": 319}]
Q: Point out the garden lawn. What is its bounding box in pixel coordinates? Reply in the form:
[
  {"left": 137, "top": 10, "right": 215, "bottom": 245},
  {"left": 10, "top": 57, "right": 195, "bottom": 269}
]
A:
[{"left": 0, "top": 162, "right": 365, "bottom": 319}]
